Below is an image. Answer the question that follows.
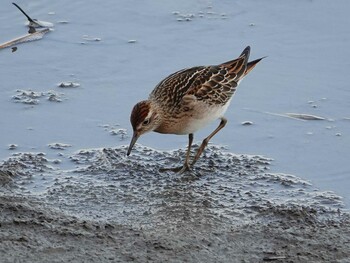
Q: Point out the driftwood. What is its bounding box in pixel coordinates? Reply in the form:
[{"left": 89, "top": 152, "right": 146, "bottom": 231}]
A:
[{"left": 0, "top": 28, "right": 50, "bottom": 49}]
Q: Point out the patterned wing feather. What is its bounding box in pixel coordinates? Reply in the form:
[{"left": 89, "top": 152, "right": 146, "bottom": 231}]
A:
[
  {"left": 150, "top": 46, "right": 251, "bottom": 108},
  {"left": 189, "top": 46, "right": 250, "bottom": 105},
  {"left": 150, "top": 66, "right": 207, "bottom": 107}
]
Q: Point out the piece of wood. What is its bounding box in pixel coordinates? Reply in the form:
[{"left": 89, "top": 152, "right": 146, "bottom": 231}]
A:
[{"left": 0, "top": 28, "right": 50, "bottom": 49}]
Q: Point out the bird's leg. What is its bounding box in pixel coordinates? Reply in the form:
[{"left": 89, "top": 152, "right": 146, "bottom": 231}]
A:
[
  {"left": 159, "top": 133, "right": 193, "bottom": 173},
  {"left": 191, "top": 118, "right": 227, "bottom": 166},
  {"left": 178, "top": 133, "right": 193, "bottom": 173}
]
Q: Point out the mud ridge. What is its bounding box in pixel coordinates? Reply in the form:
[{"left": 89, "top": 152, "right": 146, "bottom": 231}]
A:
[{"left": 0, "top": 145, "right": 349, "bottom": 262}]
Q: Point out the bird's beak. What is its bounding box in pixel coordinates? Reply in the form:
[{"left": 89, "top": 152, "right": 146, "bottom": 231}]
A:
[{"left": 127, "top": 132, "right": 139, "bottom": 156}]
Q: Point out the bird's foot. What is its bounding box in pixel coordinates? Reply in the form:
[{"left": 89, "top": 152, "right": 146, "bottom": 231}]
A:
[{"left": 159, "top": 163, "right": 192, "bottom": 174}]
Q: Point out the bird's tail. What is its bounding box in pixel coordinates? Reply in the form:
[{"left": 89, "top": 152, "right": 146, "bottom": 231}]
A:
[
  {"left": 220, "top": 46, "right": 264, "bottom": 80},
  {"left": 221, "top": 46, "right": 251, "bottom": 78},
  {"left": 243, "top": 56, "right": 266, "bottom": 77}
]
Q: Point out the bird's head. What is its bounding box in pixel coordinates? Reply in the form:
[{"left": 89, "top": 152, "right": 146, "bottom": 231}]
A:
[{"left": 127, "top": 100, "right": 161, "bottom": 156}]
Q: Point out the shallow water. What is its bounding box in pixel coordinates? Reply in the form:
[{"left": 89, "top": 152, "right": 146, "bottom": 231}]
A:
[{"left": 0, "top": 0, "right": 350, "bottom": 209}]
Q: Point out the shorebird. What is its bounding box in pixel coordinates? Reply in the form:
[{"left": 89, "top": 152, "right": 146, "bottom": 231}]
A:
[{"left": 127, "top": 46, "right": 263, "bottom": 173}]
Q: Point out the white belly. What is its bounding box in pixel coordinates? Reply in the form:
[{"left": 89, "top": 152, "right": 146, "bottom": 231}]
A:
[{"left": 179, "top": 100, "right": 231, "bottom": 134}]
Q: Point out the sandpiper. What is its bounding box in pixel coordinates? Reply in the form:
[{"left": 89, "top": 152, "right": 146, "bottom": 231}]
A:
[{"left": 127, "top": 46, "right": 263, "bottom": 172}]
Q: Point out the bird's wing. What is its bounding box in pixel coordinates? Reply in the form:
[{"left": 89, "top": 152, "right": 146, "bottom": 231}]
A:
[
  {"left": 150, "top": 47, "right": 251, "bottom": 107},
  {"left": 186, "top": 47, "right": 250, "bottom": 105},
  {"left": 150, "top": 66, "right": 207, "bottom": 106}
]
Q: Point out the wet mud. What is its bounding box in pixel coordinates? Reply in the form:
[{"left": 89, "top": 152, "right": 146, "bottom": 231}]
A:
[{"left": 1, "top": 145, "right": 349, "bottom": 262}]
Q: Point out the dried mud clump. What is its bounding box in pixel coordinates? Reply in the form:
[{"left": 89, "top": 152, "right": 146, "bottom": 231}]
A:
[{"left": 12, "top": 89, "right": 65, "bottom": 105}]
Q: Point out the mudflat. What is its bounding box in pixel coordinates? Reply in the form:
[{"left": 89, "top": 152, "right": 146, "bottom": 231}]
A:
[{"left": 1, "top": 146, "right": 349, "bottom": 262}]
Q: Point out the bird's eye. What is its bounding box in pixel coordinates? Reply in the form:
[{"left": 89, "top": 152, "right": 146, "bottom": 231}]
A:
[{"left": 142, "top": 119, "right": 150, "bottom": 126}]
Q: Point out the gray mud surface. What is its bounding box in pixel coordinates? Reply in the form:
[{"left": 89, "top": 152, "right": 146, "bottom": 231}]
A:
[{"left": 1, "top": 145, "right": 350, "bottom": 262}]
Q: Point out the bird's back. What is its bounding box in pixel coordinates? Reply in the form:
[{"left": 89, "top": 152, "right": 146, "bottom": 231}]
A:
[{"left": 150, "top": 46, "right": 262, "bottom": 111}]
